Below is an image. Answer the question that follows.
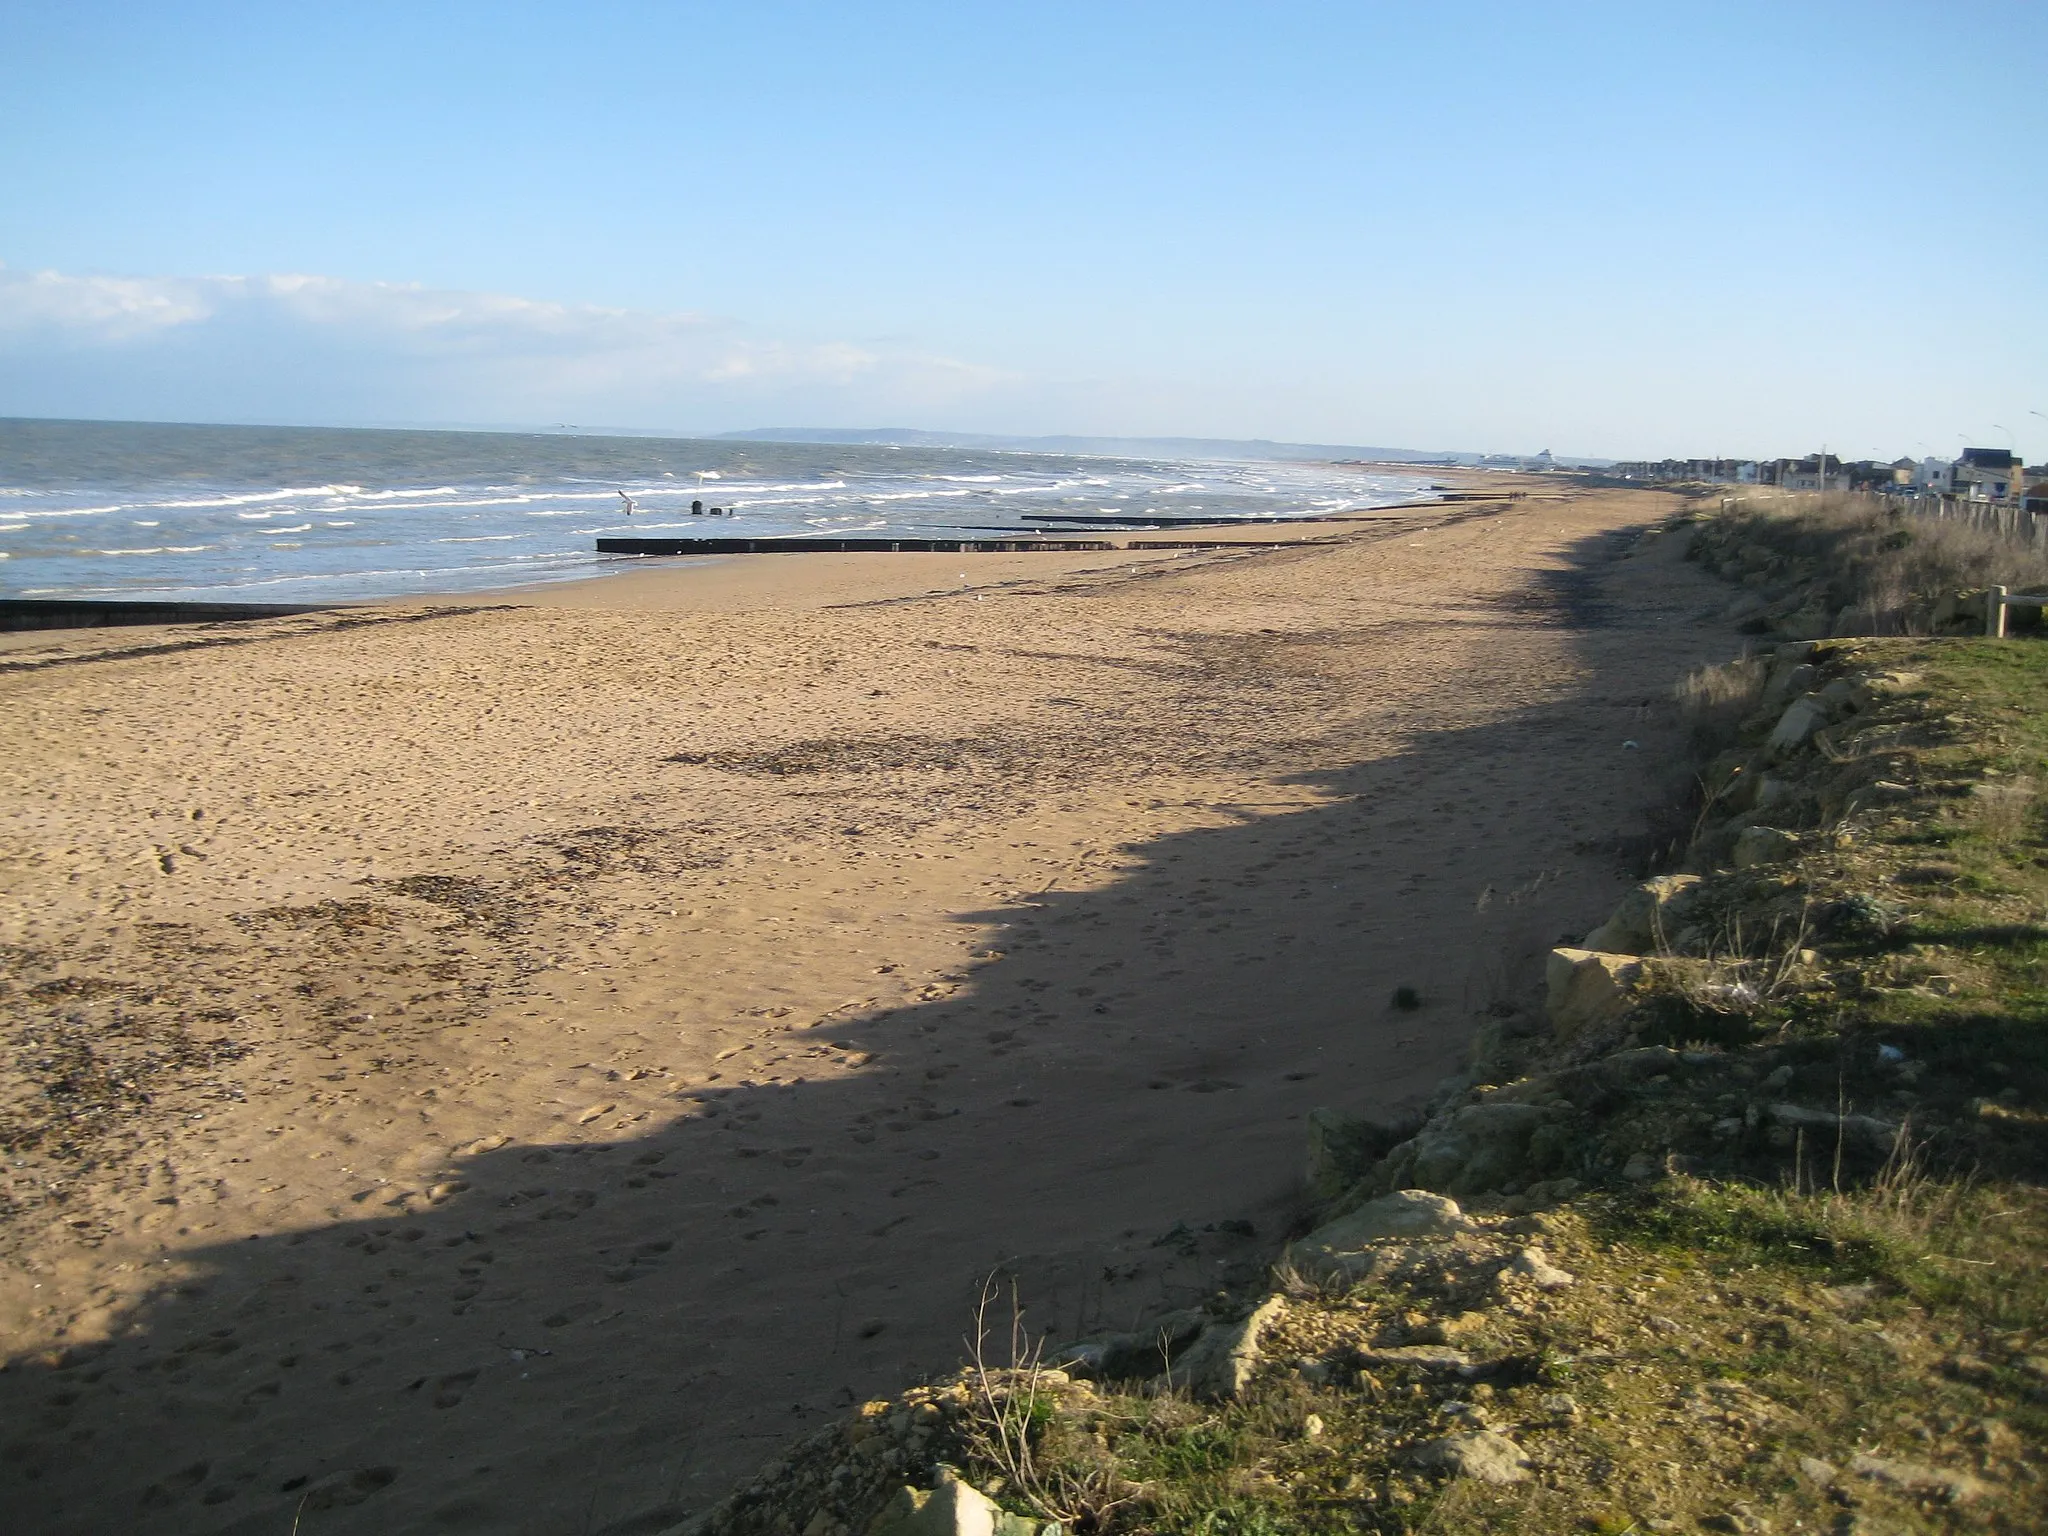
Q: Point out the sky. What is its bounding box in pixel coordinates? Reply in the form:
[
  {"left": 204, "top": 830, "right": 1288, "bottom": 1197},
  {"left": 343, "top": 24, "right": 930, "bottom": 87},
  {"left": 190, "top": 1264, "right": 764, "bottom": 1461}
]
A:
[{"left": 1, "top": 0, "right": 2043, "bottom": 461}]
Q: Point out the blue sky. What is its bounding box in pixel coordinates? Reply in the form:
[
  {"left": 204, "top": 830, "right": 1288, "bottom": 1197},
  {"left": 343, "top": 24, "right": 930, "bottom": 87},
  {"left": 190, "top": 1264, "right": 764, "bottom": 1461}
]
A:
[{"left": 1, "top": 1, "right": 2042, "bottom": 459}]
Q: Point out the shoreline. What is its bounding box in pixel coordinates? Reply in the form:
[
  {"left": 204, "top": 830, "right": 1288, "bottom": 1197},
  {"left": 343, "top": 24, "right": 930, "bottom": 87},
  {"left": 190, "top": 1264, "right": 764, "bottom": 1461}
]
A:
[
  {"left": 0, "top": 465, "right": 1542, "bottom": 631},
  {"left": 0, "top": 476, "right": 1718, "bottom": 1535}
]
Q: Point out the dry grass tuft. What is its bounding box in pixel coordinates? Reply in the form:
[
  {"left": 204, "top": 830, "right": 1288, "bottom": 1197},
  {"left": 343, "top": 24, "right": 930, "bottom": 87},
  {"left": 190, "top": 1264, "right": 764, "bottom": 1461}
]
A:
[
  {"left": 1674, "top": 655, "right": 1767, "bottom": 753},
  {"left": 1700, "top": 492, "right": 2048, "bottom": 635}
]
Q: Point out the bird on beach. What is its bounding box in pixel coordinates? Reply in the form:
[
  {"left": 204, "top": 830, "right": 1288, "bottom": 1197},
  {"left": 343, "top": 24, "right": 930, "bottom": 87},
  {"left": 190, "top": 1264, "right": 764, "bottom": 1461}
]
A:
[{"left": 618, "top": 491, "right": 637, "bottom": 517}]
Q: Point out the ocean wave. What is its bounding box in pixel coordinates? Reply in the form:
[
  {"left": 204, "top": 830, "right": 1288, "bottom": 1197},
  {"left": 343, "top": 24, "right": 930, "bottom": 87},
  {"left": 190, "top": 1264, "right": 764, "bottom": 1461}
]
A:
[
  {"left": 158, "top": 485, "right": 364, "bottom": 510},
  {"left": 434, "top": 534, "right": 527, "bottom": 543},
  {"left": 93, "top": 544, "right": 212, "bottom": 556},
  {"left": 321, "top": 485, "right": 467, "bottom": 502},
  {"left": 10, "top": 503, "right": 131, "bottom": 519}
]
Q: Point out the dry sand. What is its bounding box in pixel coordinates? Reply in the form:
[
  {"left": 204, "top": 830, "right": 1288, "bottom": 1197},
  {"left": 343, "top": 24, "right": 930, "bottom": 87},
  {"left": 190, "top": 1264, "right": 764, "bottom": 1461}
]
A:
[{"left": 0, "top": 481, "right": 1731, "bottom": 1534}]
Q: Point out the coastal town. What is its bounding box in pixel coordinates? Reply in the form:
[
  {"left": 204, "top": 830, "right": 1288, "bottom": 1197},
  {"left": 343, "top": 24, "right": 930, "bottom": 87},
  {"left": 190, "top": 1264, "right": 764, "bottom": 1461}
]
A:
[{"left": 1603, "top": 446, "right": 2045, "bottom": 511}]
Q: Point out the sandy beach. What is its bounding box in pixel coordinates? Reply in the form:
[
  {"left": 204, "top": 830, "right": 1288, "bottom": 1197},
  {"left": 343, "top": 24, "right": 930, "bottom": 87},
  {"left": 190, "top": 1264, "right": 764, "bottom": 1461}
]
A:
[{"left": 0, "top": 479, "right": 1734, "bottom": 1534}]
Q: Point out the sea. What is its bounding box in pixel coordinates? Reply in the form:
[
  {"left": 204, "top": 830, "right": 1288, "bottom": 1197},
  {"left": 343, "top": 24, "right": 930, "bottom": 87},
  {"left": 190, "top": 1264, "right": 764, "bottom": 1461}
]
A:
[{"left": 0, "top": 418, "right": 1438, "bottom": 603}]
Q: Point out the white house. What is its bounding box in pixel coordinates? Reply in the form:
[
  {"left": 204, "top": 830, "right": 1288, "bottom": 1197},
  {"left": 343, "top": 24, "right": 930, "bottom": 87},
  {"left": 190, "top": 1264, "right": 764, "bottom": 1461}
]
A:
[{"left": 1915, "top": 458, "right": 1955, "bottom": 492}]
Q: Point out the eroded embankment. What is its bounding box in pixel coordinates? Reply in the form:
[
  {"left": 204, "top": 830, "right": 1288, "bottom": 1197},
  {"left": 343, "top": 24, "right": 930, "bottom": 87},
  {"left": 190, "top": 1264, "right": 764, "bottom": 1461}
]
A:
[{"left": 685, "top": 527, "right": 2048, "bottom": 1536}]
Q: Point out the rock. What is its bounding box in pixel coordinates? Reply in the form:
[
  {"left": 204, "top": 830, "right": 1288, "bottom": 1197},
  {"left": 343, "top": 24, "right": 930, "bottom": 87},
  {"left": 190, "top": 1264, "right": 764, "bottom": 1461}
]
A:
[
  {"left": 1170, "top": 1296, "right": 1284, "bottom": 1400},
  {"left": 1621, "top": 1151, "right": 1663, "bottom": 1181},
  {"left": 1355, "top": 1345, "right": 1473, "bottom": 1373},
  {"left": 1395, "top": 1101, "right": 1564, "bottom": 1196},
  {"left": 1776, "top": 608, "right": 1833, "bottom": 642},
  {"left": 1848, "top": 1452, "right": 1989, "bottom": 1504},
  {"left": 1417, "top": 1311, "right": 1491, "bottom": 1344},
  {"left": 1288, "top": 1190, "right": 1475, "bottom": 1279},
  {"left": 1766, "top": 695, "right": 1829, "bottom": 757},
  {"left": 865, "top": 1467, "right": 1056, "bottom": 1536},
  {"left": 1052, "top": 1310, "right": 1204, "bottom": 1381},
  {"left": 1699, "top": 1509, "right": 1769, "bottom": 1534},
  {"left": 1750, "top": 776, "right": 1797, "bottom": 813},
  {"left": 1504, "top": 1247, "right": 1574, "bottom": 1289},
  {"left": 1767, "top": 1103, "right": 1900, "bottom": 1152},
  {"left": 1581, "top": 875, "right": 1703, "bottom": 955},
  {"left": 1304, "top": 1107, "right": 1394, "bottom": 1202},
  {"left": 1797, "top": 1456, "right": 1838, "bottom": 1486},
  {"left": 1546, "top": 949, "right": 1644, "bottom": 1039},
  {"left": 1411, "top": 1430, "right": 1530, "bottom": 1484},
  {"left": 1761, "top": 657, "right": 1818, "bottom": 710},
  {"left": 1732, "top": 825, "right": 1801, "bottom": 868}
]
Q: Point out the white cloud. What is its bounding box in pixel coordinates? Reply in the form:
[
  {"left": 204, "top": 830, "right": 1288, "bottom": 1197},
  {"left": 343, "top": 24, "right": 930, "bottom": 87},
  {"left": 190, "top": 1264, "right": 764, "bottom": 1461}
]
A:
[{"left": 0, "top": 263, "right": 1011, "bottom": 428}]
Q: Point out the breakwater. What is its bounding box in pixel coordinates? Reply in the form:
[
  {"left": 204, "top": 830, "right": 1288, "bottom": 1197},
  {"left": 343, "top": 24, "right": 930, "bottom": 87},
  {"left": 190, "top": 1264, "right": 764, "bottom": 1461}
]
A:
[{"left": 595, "top": 536, "right": 1117, "bottom": 555}]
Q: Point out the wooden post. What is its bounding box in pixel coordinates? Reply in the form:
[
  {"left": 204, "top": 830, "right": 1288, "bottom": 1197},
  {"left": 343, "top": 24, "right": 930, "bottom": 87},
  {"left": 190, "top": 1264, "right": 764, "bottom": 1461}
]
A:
[{"left": 1990, "top": 585, "right": 2009, "bottom": 638}]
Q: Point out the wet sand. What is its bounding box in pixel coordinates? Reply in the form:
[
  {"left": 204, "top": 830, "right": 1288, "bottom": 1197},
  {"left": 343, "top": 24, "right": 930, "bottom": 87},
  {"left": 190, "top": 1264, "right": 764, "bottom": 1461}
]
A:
[{"left": 0, "top": 480, "right": 1729, "bottom": 1534}]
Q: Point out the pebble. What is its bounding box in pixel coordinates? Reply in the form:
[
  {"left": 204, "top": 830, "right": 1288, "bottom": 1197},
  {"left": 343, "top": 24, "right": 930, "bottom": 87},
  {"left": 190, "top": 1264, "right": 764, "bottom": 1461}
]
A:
[
  {"left": 1506, "top": 1247, "right": 1575, "bottom": 1289},
  {"left": 1849, "top": 1451, "right": 1989, "bottom": 1503}
]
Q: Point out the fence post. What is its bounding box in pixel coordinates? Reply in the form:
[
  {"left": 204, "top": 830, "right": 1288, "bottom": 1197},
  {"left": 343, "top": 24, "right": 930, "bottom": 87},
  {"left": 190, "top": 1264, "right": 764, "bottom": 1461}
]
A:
[{"left": 1989, "top": 585, "right": 2009, "bottom": 638}]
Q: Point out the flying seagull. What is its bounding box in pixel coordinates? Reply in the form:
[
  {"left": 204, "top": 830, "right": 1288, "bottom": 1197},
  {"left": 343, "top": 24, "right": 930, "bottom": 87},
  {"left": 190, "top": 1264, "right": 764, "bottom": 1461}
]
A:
[{"left": 618, "top": 491, "right": 637, "bottom": 517}]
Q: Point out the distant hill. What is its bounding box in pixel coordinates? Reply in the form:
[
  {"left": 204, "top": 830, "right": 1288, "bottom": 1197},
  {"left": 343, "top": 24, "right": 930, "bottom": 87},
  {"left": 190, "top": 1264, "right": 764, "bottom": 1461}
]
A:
[{"left": 713, "top": 427, "right": 1476, "bottom": 464}]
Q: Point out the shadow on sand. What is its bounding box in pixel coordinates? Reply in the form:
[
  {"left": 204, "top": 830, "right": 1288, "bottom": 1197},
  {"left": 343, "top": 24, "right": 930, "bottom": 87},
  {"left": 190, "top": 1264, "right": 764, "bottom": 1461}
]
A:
[{"left": 2, "top": 522, "right": 1734, "bottom": 1536}]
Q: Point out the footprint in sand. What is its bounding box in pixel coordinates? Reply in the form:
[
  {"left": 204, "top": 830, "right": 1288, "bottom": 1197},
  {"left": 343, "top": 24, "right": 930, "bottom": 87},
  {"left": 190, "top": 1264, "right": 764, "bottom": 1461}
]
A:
[{"left": 430, "top": 1369, "right": 478, "bottom": 1408}]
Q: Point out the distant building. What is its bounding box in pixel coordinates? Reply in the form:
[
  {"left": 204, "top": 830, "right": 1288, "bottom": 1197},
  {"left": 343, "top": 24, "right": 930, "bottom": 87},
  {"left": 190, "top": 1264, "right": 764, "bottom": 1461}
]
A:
[
  {"left": 1773, "top": 454, "right": 1846, "bottom": 492},
  {"left": 1954, "top": 447, "right": 2021, "bottom": 502},
  {"left": 1915, "top": 457, "right": 1955, "bottom": 492}
]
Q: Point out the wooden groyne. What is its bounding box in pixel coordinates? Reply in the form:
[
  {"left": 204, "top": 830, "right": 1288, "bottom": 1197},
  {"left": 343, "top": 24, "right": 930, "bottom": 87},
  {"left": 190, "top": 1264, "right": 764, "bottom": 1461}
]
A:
[
  {"left": 1020, "top": 512, "right": 1326, "bottom": 527},
  {"left": 596, "top": 536, "right": 1117, "bottom": 556},
  {"left": 0, "top": 598, "right": 329, "bottom": 633}
]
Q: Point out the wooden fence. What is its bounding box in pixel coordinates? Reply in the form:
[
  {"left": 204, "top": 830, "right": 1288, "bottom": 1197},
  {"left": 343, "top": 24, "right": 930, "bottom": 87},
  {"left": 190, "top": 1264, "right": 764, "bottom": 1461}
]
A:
[{"left": 1884, "top": 491, "right": 2048, "bottom": 551}]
